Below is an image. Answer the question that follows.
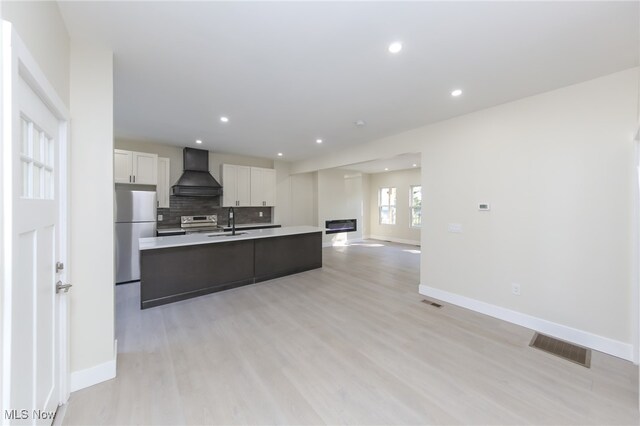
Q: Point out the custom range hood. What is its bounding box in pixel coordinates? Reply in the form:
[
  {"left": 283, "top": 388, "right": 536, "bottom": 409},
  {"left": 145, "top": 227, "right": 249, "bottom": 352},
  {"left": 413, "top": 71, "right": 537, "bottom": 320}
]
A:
[{"left": 171, "top": 147, "right": 223, "bottom": 197}]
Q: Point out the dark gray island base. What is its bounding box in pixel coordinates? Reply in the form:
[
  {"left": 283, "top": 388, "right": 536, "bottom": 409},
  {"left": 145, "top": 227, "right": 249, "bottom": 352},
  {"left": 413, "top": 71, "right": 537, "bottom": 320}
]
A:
[{"left": 140, "top": 231, "right": 322, "bottom": 309}]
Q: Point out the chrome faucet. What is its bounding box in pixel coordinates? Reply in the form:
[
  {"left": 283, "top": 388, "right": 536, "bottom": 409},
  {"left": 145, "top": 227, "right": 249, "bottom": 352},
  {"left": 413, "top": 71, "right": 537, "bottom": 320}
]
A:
[{"left": 228, "top": 207, "right": 236, "bottom": 236}]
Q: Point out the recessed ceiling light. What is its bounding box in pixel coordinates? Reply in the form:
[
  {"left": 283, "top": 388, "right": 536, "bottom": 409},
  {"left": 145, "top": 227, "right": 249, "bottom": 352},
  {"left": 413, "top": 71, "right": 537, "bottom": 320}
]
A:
[
  {"left": 277, "top": 152, "right": 283, "bottom": 157},
  {"left": 220, "top": 116, "right": 229, "bottom": 123},
  {"left": 384, "top": 167, "right": 389, "bottom": 171},
  {"left": 388, "top": 42, "right": 402, "bottom": 54},
  {"left": 316, "top": 139, "right": 323, "bottom": 144},
  {"left": 412, "top": 163, "right": 417, "bottom": 167},
  {"left": 451, "top": 89, "right": 463, "bottom": 97},
  {"left": 196, "top": 139, "right": 202, "bottom": 144}
]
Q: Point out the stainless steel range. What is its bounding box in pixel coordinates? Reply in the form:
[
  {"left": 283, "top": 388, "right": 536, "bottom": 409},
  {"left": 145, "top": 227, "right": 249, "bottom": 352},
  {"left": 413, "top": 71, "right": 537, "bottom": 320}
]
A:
[{"left": 180, "top": 215, "right": 224, "bottom": 234}]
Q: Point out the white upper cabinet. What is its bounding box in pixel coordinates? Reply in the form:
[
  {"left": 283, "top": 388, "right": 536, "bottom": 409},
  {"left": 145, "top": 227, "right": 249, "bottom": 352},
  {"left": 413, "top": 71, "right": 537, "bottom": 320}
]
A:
[
  {"left": 236, "top": 166, "right": 251, "bottom": 206},
  {"left": 223, "top": 164, "right": 276, "bottom": 207},
  {"left": 157, "top": 157, "right": 170, "bottom": 208},
  {"left": 114, "top": 150, "right": 133, "bottom": 184},
  {"left": 250, "top": 167, "right": 276, "bottom": 207},
  {"left": 221, "top": 164, "right": 251, "bottom": 207},
  {"left": 132, "top": 152, "right": 158, "bottom": 185},
  {"left": 114, "top": 149, "right": 158, "bottom": 185}
]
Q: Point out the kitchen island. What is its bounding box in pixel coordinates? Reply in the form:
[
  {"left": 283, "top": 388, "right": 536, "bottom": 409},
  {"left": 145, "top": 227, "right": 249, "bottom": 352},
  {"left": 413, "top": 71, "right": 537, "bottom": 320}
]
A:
[{"left": 138, "top": 226, "right": 323, "bottom": 309}]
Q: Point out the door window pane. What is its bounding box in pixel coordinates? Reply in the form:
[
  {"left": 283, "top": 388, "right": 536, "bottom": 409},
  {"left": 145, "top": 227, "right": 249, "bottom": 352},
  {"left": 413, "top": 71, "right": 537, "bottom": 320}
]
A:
[
  {"left": 33, "top": 165, "right": 42, "bottom": 198},
  {"left": 32, "top": 128, "right": 42, "bottom": 162},
  {"left": 21, "top": 119, "right": 30, "bottom": 155},
  {"left": 20, "top": 118, "right": 54, "bottom": 200},
  {"left": 46, "top": 137, "right": 54, "bottom": 167}
]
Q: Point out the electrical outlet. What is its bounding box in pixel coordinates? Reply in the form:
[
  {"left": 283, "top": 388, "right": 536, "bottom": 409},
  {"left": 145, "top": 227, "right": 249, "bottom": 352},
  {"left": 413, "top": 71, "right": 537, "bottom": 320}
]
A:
[
  {"left": 157, "top": 214, "right": 163, "bottom": 221},
  {"left": 259, "top": 212, "right": 263, "bottom": 217},
  {"left": 511, "top": 283, "right": 521, "bottom": 296}
]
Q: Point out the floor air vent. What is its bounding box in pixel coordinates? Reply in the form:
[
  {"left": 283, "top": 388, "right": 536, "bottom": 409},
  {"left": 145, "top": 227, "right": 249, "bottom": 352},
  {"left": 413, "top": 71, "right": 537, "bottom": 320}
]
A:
[
  {"left": 421, "top": 299, "right": 442, "bottom": 308},
  {"left": 529, "top": 333, "right": 591, "bottom": 368}
]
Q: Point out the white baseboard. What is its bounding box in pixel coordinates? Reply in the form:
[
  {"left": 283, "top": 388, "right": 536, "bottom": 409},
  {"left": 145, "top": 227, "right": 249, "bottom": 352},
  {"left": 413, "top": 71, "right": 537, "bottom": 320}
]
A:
[
  {"left": 70, "top": 339, "right": 117, "bottom": 392},
  {"left": 418, "top": 285, "right": 635, "bottom": 362},
  {"left": 368, "top": 235, "right": 421, "bottom": 246}
]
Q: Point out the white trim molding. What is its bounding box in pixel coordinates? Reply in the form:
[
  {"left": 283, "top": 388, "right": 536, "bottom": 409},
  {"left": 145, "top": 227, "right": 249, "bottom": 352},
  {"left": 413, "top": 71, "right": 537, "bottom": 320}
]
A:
[
  {"left": 70, "top": 340, "right": 117, "bottom": 392},
  {"left": 419, "top": 284, "right": 635, "bottom": 362},
  {"left": 368, "top": 235, "right": 421, "bottom": 246}
]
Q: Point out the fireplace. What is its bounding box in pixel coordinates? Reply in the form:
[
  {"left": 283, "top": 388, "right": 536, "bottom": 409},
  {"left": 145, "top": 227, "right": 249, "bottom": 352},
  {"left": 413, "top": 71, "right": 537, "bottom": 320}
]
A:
[{"left": 325, "top": 219, "right": 357, "bottom": 234}]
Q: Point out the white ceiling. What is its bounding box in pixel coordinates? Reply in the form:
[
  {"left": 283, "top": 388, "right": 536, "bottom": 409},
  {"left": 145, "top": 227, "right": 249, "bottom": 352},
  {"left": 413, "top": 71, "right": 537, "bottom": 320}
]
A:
[
  {"left": 58, "top": 1, "right": 639, "bottom": 162},
  {"left": 341, "top": 153, "right": 421, "bottom": 174}
]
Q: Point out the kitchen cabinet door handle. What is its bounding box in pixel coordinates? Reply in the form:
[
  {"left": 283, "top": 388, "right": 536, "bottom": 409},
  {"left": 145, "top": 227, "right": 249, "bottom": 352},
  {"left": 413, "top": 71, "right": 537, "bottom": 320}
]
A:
[{"left": 133, "top": 175, "right": 136, "bottom": 183}]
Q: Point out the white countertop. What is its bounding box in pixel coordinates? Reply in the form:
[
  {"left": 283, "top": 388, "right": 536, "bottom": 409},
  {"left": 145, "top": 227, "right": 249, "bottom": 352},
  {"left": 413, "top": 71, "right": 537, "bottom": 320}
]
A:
[{"left": 140, "top": 225, "right": 323, "bottom": 251}]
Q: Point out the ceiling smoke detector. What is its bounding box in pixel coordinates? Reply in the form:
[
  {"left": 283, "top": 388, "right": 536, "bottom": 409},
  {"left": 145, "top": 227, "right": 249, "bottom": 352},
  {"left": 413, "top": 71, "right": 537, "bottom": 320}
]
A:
[{"left": 355, "top": 120, "right": 366, "bottom": 127}]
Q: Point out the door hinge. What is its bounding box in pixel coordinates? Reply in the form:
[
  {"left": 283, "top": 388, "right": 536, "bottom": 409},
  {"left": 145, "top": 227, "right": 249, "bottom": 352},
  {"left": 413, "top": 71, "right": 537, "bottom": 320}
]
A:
[
  {"left": 56, "top": 261, "right": 64, "bottom": 273},
  {"left": 56, "top": 281, "right": 72, "bottom": 294}
]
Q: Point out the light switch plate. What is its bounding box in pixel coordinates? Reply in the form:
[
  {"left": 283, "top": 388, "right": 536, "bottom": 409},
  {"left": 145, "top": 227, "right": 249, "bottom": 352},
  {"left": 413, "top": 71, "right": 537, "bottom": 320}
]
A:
[
  {"left": 157, "top": 214, "right": 163, "bottom": 221},
  {"left": 448, "top": 223, "right": 463, "bottom": 233}
]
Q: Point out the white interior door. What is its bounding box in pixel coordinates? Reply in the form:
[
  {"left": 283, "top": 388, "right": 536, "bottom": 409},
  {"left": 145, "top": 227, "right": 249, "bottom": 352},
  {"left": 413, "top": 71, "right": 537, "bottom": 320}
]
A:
[{"left": 2, "top": 22, "right": 69, "bottom": 425}]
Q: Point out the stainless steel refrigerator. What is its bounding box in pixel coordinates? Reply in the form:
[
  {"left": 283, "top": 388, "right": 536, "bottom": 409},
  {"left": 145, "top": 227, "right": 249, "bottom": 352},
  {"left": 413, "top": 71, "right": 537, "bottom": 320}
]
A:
[{"left": 115, "top": 189, "right": 157, "bottom": 283}]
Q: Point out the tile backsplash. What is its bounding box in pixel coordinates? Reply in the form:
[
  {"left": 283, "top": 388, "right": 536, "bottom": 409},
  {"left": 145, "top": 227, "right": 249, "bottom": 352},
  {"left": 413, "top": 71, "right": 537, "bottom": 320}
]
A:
[{"left": 157, "top": 195, "right": 272, "bottom": 228}]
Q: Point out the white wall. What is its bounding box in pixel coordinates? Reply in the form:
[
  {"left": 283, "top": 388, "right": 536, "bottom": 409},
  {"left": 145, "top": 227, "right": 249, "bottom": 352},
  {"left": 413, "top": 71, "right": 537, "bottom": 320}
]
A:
[
  {"left": 275, "top": 165, "right": 317, "bottom": 227},
  {"left": 368, "top": 168, "right": 421, "bottom": 245},
  {"left": 291, "top": 68, "right": 639, "bottom": 360},
  {"left": 291, "top": 172, "right": 318, "bottom": 226},
  {"left": 419, "top": 69, "right": 636, "bottom": 353},
  {"left": 69, "top": 43, "right": 116, "bottom": 386},
  {"left": 2, "top": 1, "right": 70, "bottom": 106},
  {"left": 273, "top": 160, "right": 291, "bottom": 225},
  {"left": 361, "top": 173, "right": 371, "bottom": 238},
  {"left": 317, "top": 169, "right": 366, "bottom": 245}
]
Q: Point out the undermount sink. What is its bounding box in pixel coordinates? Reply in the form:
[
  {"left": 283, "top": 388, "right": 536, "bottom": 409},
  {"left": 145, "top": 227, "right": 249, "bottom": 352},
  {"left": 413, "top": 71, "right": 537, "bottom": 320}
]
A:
[{"left": 208, "top": 231, "right": 248, "bottom": 237}]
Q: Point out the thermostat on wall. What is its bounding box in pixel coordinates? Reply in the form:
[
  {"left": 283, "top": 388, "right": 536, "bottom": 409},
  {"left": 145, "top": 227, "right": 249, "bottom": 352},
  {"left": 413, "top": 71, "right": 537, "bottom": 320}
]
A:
[{"left": 478, "top": 203, "right": 491, "bottom": 211}]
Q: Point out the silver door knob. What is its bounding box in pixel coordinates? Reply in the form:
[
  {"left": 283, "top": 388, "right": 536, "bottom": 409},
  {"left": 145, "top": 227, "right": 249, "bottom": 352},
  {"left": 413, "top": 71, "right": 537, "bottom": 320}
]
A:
[{"left": 56, "top": 281, "right": 72, "bottom": 294}]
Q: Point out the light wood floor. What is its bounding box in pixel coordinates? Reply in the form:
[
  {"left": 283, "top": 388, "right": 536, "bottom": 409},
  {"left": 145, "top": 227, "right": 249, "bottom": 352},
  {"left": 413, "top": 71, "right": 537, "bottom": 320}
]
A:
[{"left": 64, "top": 241, "right": 639, "bottom": 425}]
